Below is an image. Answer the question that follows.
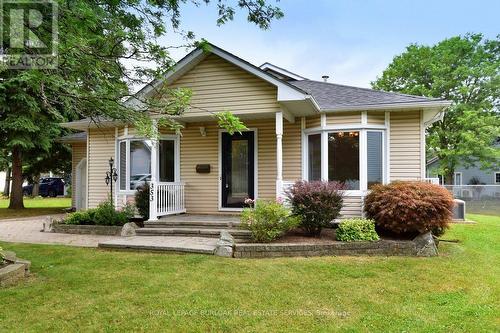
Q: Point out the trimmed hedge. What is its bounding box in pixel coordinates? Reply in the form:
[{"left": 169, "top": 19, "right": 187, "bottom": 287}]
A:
[
  {"left": 64, "top": 200, "right": 134, "bottom": 226},
  {"left": 336, "top": 218, "right": 379, "bottom": 242},
  {"left": 364, "top": 181, "right": 453, "bottom": 236}
]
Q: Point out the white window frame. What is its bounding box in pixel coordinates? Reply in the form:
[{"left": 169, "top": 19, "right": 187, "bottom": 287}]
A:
[
  {"left": 494, "top": 172, "right": 500, "bottom": 185},
  {"left": 454, "top": 172, "right": 462, "bottom": 186},
  {"left": 117, "top": 134, "right": 180, "bottom": 195},
  {"left": 303, "top": 128, "right": 387, "bottom": 196}
]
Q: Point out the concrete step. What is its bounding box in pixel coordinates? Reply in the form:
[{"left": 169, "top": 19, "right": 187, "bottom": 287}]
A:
[
  {"left": 144, "top": 220, "right": 241, "bottom": 229},
  {"left": 136, "top": 227, "right": 252, "bottom": 239},
  {"left": 98, "top": 236, "right": 217, "bottom": 254}
]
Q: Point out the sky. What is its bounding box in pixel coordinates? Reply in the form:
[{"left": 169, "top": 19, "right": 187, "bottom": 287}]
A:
[{"left": 158, "top": 0, "right": 499, "bottom": 88}]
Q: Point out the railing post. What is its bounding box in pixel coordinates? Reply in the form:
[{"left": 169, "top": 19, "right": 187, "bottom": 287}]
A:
[{"left": 149, "top": 122, "right": 159, "bottom": 221}]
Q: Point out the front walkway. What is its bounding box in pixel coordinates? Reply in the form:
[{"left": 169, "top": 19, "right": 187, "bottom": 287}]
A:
[
  {"left": 0, "top": 215, "right": 218, "bottom": 254},
  {"left": 0, "top": 215, "right": 120, "bottom": 247}
]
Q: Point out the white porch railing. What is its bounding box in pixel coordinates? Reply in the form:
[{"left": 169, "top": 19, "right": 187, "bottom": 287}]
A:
[
  {"left": 153, "top": 182, "right": 186, "bottom": 218},
  {"left": 423, "top": 178, "right": 440, "bottom": 185}
]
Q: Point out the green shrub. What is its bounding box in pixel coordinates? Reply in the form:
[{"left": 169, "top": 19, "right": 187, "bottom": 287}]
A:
[
  {"left": 364, "top": 181, "right": 453, "bottom": 236},
  {"left": 135, "top": 184, "right": 149, "bottom": 220},
  {"left": 336, "top": 218, "right": 379, "bottom": 242},
  {"left": 285, "top": 181, "right": 345, "bottom": 236},
  {"left": 63, "top": 200, "right": 134, "bottom": 226},
  {"left": 241, "top": 200, "right": 300, "bottom": 243}
]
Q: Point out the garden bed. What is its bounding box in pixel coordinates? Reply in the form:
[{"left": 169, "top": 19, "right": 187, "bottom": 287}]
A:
[{"left": 52, "top": 223, "right": 122, "bottom": 236}]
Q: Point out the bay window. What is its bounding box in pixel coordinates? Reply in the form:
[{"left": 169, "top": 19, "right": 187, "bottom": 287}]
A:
[
  {"left": 118, "top": 136, "right": 179, "bottom": 192},
  {"left": 306, "top": 129, "right": 385, "bottom": 192}
]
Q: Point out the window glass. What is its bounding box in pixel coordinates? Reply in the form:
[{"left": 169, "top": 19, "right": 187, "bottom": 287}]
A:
[
  {"left": 308, "top": 134, "right": 321, "bottom": 180},
  {"left": 119, "top": 141, "right": 127, "bottom": 190},
  {"left": 328, "top": 131, "right": 359, "bottom": 190},
  {"left": 159, "top": 140, "right": 175, "bottom": 182},
  {"left": 367, "top": 131, "right": 383, "bottom": 189},
  {"left": 130, "top": 140, "right": 151, "bottom": 190}
]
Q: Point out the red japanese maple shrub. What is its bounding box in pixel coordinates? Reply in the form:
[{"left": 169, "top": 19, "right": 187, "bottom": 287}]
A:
[
  {"left": 364, "top": 181, "right": 453, "bottom": 236},
  {"left": 285, "top": 181, "right": 345, "bottom": 236}
]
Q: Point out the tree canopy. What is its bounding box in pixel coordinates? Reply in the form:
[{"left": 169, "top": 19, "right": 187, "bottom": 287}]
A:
[
  {"left": 0, "top": 0, "right": 284, "bottom": 208},
  {"left": 372, "top": 33, "right": 500, "bottom": 183}
]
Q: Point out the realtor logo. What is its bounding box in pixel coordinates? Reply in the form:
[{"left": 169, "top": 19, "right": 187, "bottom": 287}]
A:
[{"left": 0, "top": 0, "right": 58, "bottom": 68}]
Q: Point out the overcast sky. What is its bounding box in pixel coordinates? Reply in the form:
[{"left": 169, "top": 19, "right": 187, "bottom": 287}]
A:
[{"left": 158, "top": 0, "right": 499, "bottom": 88}]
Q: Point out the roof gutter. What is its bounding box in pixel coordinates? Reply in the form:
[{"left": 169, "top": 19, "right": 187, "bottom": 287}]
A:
[{"left": 320, "top": 100, "right": 452, "bottom": 112}]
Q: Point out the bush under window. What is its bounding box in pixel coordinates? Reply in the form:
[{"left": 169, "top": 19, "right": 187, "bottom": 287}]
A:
[
  {"left": 240, "top": 200, "right": 300, "bottom": 243},
  {"left": 364, "top": 181, "right": 453, "bottom": 236},
  {"left": 63, "top": 200, "right": 134, "bottom": 226},
  {"left": 285, "top": 181, "right": 345, "bottom": 236},
  {"left": 135, "top": 184, "right": 150, "bottom": 220},
  {"left": 336, "top": 218, "right": 379, "bottom": 242}
]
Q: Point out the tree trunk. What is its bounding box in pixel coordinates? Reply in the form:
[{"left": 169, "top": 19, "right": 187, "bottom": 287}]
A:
[
  {"left": 444, "top": 172, "right": 454, "bottom": 185},
  {"left": 3, "top": 166, "right": 11, "bottom": 197},
  {"left": 32, "top": 174, "right": 40, "bottom": 197},
  {"left": 8, "top": 147, "right": 24, "bottom": 209}
]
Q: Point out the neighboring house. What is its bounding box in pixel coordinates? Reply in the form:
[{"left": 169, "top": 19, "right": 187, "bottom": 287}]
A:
[
  {"left": 60, "top": 43, "right": 450, "bottom": 221},
  {"left": 427, "top": 140, "right": 500, "bottom": 185}
]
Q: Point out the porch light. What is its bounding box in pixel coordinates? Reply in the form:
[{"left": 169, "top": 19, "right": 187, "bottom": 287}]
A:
[{"left": 105, "top": 157, "right": 118, "bottom": 207}]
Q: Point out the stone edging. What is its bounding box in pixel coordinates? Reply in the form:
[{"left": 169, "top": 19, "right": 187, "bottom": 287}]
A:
[
  {"left": 52, "top": 223, "right": 123, "bottom": 236},
  {"left": 0, "top": 251, "right": 31, "bottom": 287},
  {"left": 230, "top": 232, "right": 437, "bottom": 258}
]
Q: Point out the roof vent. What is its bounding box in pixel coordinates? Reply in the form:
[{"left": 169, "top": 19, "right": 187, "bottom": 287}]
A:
[{"left": 322, "top": 75, "right": 330, "bottom": 82}]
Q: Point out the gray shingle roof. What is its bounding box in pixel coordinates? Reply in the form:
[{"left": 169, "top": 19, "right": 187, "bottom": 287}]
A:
[
  {"left": 289, "top": 80, "right": 444, "bottom": 110},
  {"left": 58, "top": 131, "right": 87, "bottom": 142}
]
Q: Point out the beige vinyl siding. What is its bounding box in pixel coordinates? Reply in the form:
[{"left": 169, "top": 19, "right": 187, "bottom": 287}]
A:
[
  {"left": 167, "top": 54, "right": 280, "bottom": 117},
  {"left": 305, "top": 115, "right": 321, "bottom": 128},
  {"left": 367, "top": 111, "right": 385, "bottom": 125},
  {"left": 390, "top": 110, "right": 422, "bottom": 181},
  {"left": 180, "top": 118, "right": 285, "bottom": 214},
  {"left": 71, "top": 142, "right": 87, "bottom": 208},
  {"left": 87, "top": 128, "right": 116, "bottom": 208},
  {"left": 340, "top": 196, "right": 363, "bottom": 218},
  {"left": 326, "top": 111, "right": 361, "bottom": 125}
]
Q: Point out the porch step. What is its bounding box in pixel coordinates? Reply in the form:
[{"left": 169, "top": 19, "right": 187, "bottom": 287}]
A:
[
  {"left": 144, "top": 220, "right": 241, "bottom": 229},
  {"left": 136, "top": 227, "right": 252, "bottom": 240}
]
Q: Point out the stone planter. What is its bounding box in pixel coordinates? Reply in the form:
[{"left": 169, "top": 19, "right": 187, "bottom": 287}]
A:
[
  {"left": 233, "top": 232, "right": 438, "bottom": 258},
  {"left": 0, "top": 251, "right": 31, "bottom": 287},
  {"left": 52, "top": 223, "right": 123, "bottom": 236}
]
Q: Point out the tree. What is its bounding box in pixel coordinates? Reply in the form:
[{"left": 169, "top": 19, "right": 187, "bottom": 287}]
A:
[
  {"left": 0, "top": 0, "right": 283, "bottom": 209},
  {"left": 372, "top": 34, "right": 500, "bottom": 184}
]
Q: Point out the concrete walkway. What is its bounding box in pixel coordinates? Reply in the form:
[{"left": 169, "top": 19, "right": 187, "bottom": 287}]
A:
[
  {"left": 0, "top": 216, "right": 218, "bottom": 254},
  {"left": 0, "top": 216, "right": 121, "bottom": 247}
]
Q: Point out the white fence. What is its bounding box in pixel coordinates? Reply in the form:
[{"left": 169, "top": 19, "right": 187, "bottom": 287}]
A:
[
  {"left": 443, "top": 185, "right": 500, "bottom": 216},
  {"left": 156, "top": 182, "right": 186, "bottom": 217}
]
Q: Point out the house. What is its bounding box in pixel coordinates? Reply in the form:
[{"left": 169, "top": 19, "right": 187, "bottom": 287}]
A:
[
  {"left": 426, "top": 140, "right": 500, "bottom": 200},
  {"left": 61, "top": 43, "right": 451, "bottom": 221}
]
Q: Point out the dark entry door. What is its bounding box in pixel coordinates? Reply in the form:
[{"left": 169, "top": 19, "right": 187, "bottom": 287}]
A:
[{"left": 221, "top": 131, "right": 255, "bottom": 208}]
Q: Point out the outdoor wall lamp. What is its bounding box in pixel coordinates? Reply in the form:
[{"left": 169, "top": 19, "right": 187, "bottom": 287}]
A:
[{"left": 105, "top": 157, "right": 118, "bottom": 206}]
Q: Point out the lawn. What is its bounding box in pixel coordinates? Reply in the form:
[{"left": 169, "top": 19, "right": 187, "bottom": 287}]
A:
[
  {"left": 0, "top": 215, "right": 498, "bottom": 332},
  {"left": 0, "top": 197, "right": 71, "bottom": 220}
]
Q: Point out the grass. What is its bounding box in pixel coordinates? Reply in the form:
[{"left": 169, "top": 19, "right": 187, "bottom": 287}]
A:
[
  {"left": 0, "top": 214, "right": 499, "bottom": 332},
  {"left": 0, "top": 197, "right": 71, "bottom": 220}
]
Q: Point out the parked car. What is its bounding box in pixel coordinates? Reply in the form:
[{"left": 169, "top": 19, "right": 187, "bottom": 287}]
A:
[
  {"left": 23, "top": 177, "right": 65, "bottom": 197},
  {"left": 130, "top": 174, "right": 151, "bottom": 190}
]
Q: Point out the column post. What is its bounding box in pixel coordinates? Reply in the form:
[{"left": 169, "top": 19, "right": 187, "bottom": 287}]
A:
[
  {"left": 276, "top": 111, "right": 283, "bottom": 199},
  {"left": 149, "top": 120, "right": 159, "bottom": 221}
]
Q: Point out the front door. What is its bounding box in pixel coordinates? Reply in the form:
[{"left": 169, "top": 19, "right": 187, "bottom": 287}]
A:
[{"left": 221, "top": 131, "right": 255, "bottom": 208}]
